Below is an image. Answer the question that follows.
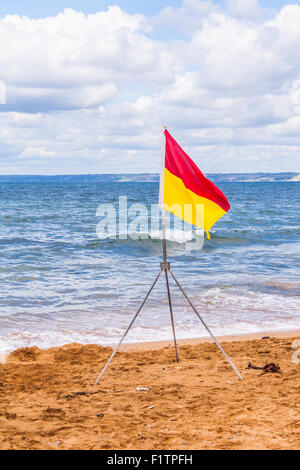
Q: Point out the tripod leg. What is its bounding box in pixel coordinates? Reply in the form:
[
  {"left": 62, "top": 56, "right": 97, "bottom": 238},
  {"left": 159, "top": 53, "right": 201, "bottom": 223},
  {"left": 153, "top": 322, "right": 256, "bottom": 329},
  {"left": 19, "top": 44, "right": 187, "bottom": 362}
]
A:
[
  {"left": 169, "top": 269, "right": 242, "bottom": 380},
  {"left": 164, "top": 268, "right": 179, "bottom": 362},
  {"left": 94, "top": 269, "right": 162, "bottom": 385}
]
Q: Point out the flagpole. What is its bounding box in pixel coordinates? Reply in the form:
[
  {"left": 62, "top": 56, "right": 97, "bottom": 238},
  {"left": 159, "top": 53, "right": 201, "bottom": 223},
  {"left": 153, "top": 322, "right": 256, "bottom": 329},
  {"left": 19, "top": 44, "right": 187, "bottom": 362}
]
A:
[
  {"left": 160, "top": 125, "right": 179, "bottom": 362},
  {"left": 160, "top": 125, "right": 167, "bottom": 266},
  {"left": 164, "top": 262, "right": 179, "bottom": 362},
  {"left": 160, "top": 126, "right": 168, "bottom": 265},
  {"left": 162, "top": 210, "right": 167, "bottom": 263}
]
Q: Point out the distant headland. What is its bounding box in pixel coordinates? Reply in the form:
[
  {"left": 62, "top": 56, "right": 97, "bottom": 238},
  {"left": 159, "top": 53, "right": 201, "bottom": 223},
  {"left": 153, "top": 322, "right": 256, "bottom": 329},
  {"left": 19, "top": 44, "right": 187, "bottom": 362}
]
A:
[{"left": 0, "top": 172, "right": 298, "bottom": 183}]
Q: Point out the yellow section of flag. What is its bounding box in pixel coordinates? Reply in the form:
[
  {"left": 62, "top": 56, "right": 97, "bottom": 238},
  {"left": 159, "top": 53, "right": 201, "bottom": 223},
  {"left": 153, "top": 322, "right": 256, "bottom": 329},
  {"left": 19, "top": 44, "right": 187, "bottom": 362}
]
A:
[{"left": 162, "top": 169, "right": 226, "bottom": 239}]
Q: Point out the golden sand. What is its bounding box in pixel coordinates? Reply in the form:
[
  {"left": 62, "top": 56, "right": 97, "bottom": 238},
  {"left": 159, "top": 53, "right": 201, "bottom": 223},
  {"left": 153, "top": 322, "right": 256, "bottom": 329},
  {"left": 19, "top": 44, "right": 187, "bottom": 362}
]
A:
[{"left": 0, "top": 331, "right": 299, "bottom": 450}]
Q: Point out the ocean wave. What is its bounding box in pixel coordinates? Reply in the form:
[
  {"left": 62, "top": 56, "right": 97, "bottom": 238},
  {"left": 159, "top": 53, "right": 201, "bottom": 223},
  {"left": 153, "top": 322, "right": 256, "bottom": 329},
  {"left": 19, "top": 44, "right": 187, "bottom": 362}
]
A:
[
  {"left": 1, "top": 319, "right": 299, "bottom": 354},
  {"left": 0, "top": 181, "right": 299, "bottom": 352},
  {"left": 0, "top": 226, "right": 298, "bottom": 252}
]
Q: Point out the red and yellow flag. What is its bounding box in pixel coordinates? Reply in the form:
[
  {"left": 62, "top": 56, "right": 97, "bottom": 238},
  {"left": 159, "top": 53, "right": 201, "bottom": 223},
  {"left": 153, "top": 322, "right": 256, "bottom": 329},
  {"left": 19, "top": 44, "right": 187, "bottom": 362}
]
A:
[{"left": 159, "top": 129, "right": 230, "bottom": 239}]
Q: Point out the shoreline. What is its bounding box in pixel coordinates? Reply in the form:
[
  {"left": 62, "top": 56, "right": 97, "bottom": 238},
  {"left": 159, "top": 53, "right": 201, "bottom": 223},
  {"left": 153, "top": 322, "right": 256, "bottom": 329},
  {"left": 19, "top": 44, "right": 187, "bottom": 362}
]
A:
[
  {"left": 119, "top": 328, "right": 300, "bottom": 351},
  {"left": 2, "top": 328, "right": 299, "bottom": 360}
]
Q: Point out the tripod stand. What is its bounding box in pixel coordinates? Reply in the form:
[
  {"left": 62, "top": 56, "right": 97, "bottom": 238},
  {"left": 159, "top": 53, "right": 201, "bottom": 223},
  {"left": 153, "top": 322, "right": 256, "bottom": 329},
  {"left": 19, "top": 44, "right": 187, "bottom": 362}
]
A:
[{"left": 94, "top": 219, "right": 242, "bottom": 385}]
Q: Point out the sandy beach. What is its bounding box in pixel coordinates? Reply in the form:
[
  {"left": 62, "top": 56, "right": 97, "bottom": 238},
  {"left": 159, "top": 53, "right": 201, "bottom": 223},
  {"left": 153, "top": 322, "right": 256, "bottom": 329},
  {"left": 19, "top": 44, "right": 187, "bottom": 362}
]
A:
[{"left": 0, "top": 330, "right": 299, "bottom": 450}]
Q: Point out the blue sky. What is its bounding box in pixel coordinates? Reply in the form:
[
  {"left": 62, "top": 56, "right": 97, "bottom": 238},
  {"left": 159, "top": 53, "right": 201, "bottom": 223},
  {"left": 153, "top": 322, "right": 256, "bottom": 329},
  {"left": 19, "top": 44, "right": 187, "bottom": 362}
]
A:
[
  {"left": 0, "top": 1, "right": 300, "bottom": 174},
  {"left": 0, "top": 1, "right": 291, "bottom": 17}
]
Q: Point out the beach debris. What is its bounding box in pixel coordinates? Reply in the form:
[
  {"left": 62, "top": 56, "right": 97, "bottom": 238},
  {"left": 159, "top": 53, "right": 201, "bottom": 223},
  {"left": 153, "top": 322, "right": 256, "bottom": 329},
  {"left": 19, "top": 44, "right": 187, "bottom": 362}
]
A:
[
  {"left": 147, "top": 405, "right": 155, "bottom": 409},
  {"left": 57, "top": 389, "right": 108, "bottom": 400},
  {"left": 96, "top": 413, "right": 104, "bottom": 418},
  {"left": 43, "top": 407, "right": 64, "bottom": 417},
  {"left": 62, "top": 391, "right": 86, "bottom": 399},
  {"left": 262, "top": 336, "right": 270, "bottom": 339},
  {"left": 136, "top": 387, "right": 151, "bottom": 392},
  {"left": 246, "top": 362, "right": 281, "bottom": 375},
  {"left": 5, "top": 412, "right": 17, "bottom": 420},
  {"left": 47, "top": 441, "right": 60, "bottom": 447}
]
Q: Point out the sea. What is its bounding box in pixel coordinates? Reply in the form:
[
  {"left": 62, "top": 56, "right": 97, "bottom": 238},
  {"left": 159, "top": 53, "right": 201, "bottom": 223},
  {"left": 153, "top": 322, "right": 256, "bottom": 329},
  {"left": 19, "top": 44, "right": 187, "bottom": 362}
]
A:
[{"left": 0, "top": 180, "right": 299, "bottom": 353}]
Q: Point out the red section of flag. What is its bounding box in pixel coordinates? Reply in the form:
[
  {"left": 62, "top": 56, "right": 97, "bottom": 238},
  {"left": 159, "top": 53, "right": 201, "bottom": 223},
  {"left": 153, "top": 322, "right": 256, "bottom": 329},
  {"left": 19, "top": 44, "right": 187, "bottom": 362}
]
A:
[{"left": 164, "top": 129, "right": 230, "bottom": 212}]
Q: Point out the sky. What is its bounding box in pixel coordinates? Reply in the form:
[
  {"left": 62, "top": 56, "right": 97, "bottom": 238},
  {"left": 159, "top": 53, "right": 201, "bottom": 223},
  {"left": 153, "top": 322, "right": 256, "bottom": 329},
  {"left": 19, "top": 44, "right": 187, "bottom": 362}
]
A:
[{"left": 0, "top": 0, "right": 300, "bottom": 174}]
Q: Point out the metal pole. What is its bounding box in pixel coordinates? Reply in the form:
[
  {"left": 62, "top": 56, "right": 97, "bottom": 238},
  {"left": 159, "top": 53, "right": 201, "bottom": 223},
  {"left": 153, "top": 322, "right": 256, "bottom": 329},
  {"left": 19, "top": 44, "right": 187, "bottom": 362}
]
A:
[
  {"left": 162, "top": 210, "right": 167, "bottom": 263},
  {"left": 169, "top": 269, "right": 243, "bottom": 380},
  {"left": 164, "top": 267, "right": 179, "bottom": 362},
  {"left": 161, "top": 209, "right": 179, "bottom": 362},
  {"left": 94, "top": 269, "right": 162, "bottom": 385}
]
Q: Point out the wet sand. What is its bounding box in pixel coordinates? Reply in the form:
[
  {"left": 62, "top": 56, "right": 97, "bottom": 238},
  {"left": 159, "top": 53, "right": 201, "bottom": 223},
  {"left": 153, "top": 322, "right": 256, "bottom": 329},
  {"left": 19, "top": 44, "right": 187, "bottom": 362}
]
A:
[{"left": 0, "top": 331, "right": 299, "bottom": 450}]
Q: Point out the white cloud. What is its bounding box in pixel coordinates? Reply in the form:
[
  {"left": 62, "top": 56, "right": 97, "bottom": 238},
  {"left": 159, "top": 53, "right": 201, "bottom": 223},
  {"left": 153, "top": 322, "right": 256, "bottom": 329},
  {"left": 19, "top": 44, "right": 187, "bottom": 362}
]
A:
[
  {"left": 150, "top": 0, "right": 219, "bottom": 33},
  {"left": 4, "top": 83, "right": 118, "bottom": 112},
  {"left": 0, "top": 6, "right": 179, "bottom": 111},
  {"left": 0, "top": 2, "right": 300, "bottom": 173},
  {"left": 0, "top": 80, "right": 5, "bottom": 103},
  {"left": 225, "top": 0, "right": 265, "bottom": 20}
]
